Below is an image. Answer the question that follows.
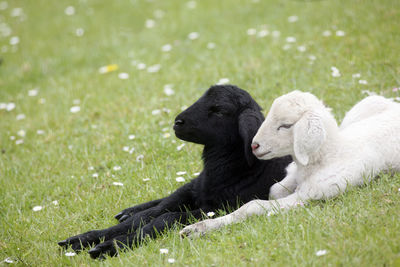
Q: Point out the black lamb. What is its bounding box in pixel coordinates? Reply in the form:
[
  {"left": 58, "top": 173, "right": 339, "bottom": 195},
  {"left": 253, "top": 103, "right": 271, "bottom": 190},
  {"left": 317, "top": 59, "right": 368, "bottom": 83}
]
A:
[{"left": 58, "top": 85, "right": 292, "bottom": 259}]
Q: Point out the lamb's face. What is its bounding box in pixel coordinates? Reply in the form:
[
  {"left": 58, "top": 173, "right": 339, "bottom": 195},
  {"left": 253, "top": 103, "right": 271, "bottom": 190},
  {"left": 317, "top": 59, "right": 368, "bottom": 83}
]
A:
[
  {"left": 173, "top": 85, "right": 259, "bottom": 146},
  {"left": 252, "top": 91, "right": 329, "bottom": 165},
  {"left": 252, "top": 97, "right": 302, "bottom": 160}
]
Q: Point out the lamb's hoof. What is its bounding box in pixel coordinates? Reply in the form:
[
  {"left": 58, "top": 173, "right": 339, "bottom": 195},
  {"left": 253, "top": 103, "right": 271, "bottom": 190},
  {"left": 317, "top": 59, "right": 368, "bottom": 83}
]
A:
[
  {"left": 58, "top": 239, "right": 68, "bottom": 248},
  {"left": 57, "top": 230, "right": 101, "bottom": 252},
  {"left": 114, "top": 212, "right": 124, "bottom": 220},
  {"left": 88, "top": 247, "right": 102, "bottom": 259},
  {"left": 118, "top": 215, "right": 130, "bottom": 223},
  {"left": 88, "top": 240, "right": 118, "bottom": 259},
  {"left": 179, "top": 222, "right": 207, "bottom": 238}
]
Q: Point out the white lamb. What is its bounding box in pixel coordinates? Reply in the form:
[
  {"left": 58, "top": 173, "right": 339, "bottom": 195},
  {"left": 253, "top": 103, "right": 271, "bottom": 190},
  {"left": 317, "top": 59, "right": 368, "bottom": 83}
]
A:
[{"left": 180, "top": 90, "right": 400, "bottom": 237}]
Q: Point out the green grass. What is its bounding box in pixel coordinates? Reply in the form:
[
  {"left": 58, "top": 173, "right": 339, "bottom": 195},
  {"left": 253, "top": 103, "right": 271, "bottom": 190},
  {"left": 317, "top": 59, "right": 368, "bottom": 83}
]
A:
[{"left": 1, "top": 0, "right": 400, "bottom": 265}]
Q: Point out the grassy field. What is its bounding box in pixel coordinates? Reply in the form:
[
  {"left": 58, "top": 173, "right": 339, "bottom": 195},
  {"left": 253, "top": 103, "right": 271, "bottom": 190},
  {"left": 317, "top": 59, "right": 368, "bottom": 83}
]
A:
[{"left": 1, "top": 0, "right": 400, "bottom": 265}]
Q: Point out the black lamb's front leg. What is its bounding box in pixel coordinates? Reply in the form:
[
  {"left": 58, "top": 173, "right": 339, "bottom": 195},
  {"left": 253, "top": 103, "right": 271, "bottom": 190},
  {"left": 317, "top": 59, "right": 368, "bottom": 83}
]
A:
[
  {"left": 117, "top": 177, "right": 199, "bottom": 222},
  {"left": 59, "top": 181, "right": 199, "bottom": 252},
  {"left": 115, "top": 198, "right": 165, "bottom": 222},
  {"left": 58, "top": 207, "right": 161, "bottom": 252},
  {"left": 88, "top": 209, "right": 204, "bottom": 259}
]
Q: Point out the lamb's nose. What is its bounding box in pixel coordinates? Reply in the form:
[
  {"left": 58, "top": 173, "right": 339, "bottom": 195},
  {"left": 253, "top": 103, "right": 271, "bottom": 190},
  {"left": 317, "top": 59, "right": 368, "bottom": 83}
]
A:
[
  {"left": 174, "top": 119, "right": 184, "bottom": 126},
  {"left": 251, "top": 143, "right": 260, "bottom": 151}
]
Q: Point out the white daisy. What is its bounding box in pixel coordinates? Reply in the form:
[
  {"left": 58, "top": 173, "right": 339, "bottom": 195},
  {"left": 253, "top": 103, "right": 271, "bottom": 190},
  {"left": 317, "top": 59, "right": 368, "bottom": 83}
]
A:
[
  {"left": 9, "top": 36, "right": 19, "bottom": 45},
  {"left": 316, "top": 250, "right": 327, "bottom": 256},
  {"left": 147, "top": 64, "right": 161, "bottom": 73},
  {"left": 11, "top": 7, "right": 23, "bottom": 17},
  {"left": 288, "top": 15, "right": 298, "bottom": 23},
  {"left": 137, "top": 63, "right": 146, "bottom": 70},
  {"left": 0, "top": 2, "right": 8, "bottom": 11},
  {"left": 15, "top": 139, "right": 23, "bottom": 145},
  {"left": 322, "top": 30, "right": 331, "bottom": 37},
  {"left": 297, "top": 45, "right": 306, "bottom": 52},
  {"left": 152, "top": 109, "right": 161, "bottom": 115},
  {"left": 17, "top": 130, "right": 25, "bottom": 137},
  {"left": 32, "top": 206, "right": 43, "bottom": 211},
  {"left": 207, "top": 42, "right": 216, "bottom": 49},
  {"left": 286, "top": 36, "right": 296, "bottom": 43},
  {"left": 145, "top": 19, "right": 155, "bottom": 28},
  {"left": 217, "top": 78, "right": 229, "bottom": 85},
  {"left": 70, "top": 106, "right": 80, "bottom": 113},
  {"left": 6, "top": 102, "right": 15, "bottom": 111},
  {"left": 118, "top": 72, "right": 129, "bottom": 79},
  {"left": 177, "top": 144, "right": 185, "bottom": 151},
  {"left": 75, "top": 28, "right": 84, "bottom": 37},
  {"left": 160, "top": 248, "right": 169, "bottom": 254},
  {"left": 358, "top": 80, "right": 368, "bottom": 85},
  {"left": 3, "top": 257, "right": 14, "bottom": 263},
  {"left": 186, "top": 1, "right": 196, "bottom": 9},
  {"left": 136, "top": 154, "right": 144, "bottom": 162},
  {"left": 188, "top": 32, "right": 199, "bottom": 40},
  {"left": 113, "top": 166, "right": 122, "bottom": 171},
  {"left": 257, "top": 29, "right": 269, "bottom": 38},
  {"left": 176, "top": 177, "right": 185, "bottom": 182},
  {"left": 28, "top": 89, "right": 39, "bottom": 96},
  {"left": 164, "top": 84, "right": 175, "bottom": 96},
  {"left": 154, "top": 9, "right": 165, "bottom": 19},
  {"left": 246, "top": 28, "right": 257, "bottom": 36},
  {"left": 16, "top": 114, "right": 25, "bottom": 120},
  {"left": 65, "top": 252, "right": 76, "bottom": 257},
  {"left": 336, "top": 30, "right": 345, "bottom": 36},
  {"left": 64, "top": 6, "right": 75, "bottom": 16},
  {"left": 162, "top": 44, "right": 172, "bottom": 52},
  {"left": 308, "top": 55, "right": 317, "bottom": 61},
  {"left": 207, "top": 211, "right": 215, "bottom": 217},
  {"left": 331, "top": 66, "right": 341, "bottom": 77}
]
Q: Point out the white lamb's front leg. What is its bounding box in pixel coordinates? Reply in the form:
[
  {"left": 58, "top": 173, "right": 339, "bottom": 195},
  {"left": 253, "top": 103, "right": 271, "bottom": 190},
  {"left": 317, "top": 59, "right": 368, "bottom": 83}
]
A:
[
  {"left": 269, "top": 162, "right": 298, "bottom": 199},
  {"left": 180, "top": 193, "right": 305, "bottom": 238}
]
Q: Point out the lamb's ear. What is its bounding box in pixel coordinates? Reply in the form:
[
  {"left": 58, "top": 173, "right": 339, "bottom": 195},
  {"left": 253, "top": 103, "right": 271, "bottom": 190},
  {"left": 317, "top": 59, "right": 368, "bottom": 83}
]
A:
[
  {"left": 293, "top": 111, "right": 326, "bottom": 165},
  {"left": 238, "top": 109, "right": 264, "bottom": 166}
]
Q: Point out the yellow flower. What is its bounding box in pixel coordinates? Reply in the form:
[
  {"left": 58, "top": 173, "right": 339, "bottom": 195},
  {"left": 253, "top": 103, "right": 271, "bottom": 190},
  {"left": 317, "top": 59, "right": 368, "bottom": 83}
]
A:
[{"left": 98, "top": 64, "right": 119, "bottom": 74}]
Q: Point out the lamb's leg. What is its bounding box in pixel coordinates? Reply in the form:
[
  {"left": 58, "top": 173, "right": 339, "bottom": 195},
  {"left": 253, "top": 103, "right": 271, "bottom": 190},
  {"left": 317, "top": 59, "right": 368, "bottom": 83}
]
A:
[
  {"left": 180, "top": 193, "right": 305, "bottom": 238},
  {"left": 59, "top": 182, "right": 197, "bottom": 251},
  {"left": 269, "top": 162, "right": 298, "bottom": 199},
  {"left": 115, "top": 198, "right": 165, "bottom": 222},
  {"left": 116, "top": 181, "right": 197, "bottom": 223},
  {"left": 58, "top": 207, "right": 161, "bottom": 251},
  {"left": 88, "top": 210, "right": 203, "bottom": 259}
]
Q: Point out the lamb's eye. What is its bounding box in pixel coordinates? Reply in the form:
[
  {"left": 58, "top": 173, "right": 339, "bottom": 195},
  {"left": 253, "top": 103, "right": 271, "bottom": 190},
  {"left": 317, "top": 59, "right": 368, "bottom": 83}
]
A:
[
  {"left": 209, "top": 106, "right": 223, "bottom": 116},
  {"left": 277, "top": 123, "right": 293, "bottom": 130}
]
